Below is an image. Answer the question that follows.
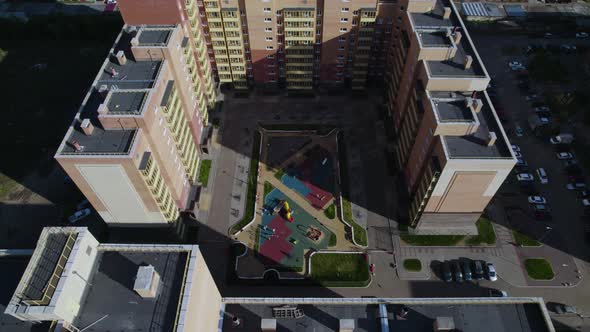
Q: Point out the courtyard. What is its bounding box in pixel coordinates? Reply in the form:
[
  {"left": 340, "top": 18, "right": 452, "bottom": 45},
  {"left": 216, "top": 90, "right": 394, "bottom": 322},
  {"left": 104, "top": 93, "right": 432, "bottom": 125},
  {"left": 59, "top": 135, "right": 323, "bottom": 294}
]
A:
[{"left": 234, "top": 127, "right": 365, "bottom": 279}]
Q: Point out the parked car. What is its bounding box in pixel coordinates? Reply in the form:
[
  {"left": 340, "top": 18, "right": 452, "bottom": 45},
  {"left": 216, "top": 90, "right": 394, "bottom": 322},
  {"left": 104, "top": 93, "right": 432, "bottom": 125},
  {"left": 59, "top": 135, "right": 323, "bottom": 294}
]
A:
[
  {"left": 583, "top": 199, "right": 590, "bottom": 207},
  {"left": 578, "top": 191, "right": 589, "bottom": 199},
  {"left": 517, "top": 173, "right": 534, "bottom": 182},
  {"left": 557, "top": 152, "right": 574, "bottom": 160},
  {"left": 515, "top": 126, "right": 524, "bottom": 137},
  {"left": 472, "top": 260, "right": 484, "bottom": 280},
  {"left": 68, "top": 208, "right": 91, "bottom": 224},
  {"left": 441, "top": 261, "right": 453, "bottom": 282},
  {"left": 514, "top": 151, "right": 523, "bottom": 158},
  {"left": 549, "top": 134, "right": 574, "bottom": 144},
  {"left": 461, "top": 261, "right": 473, "bottom": 281},
  {"left": 488, "top": 289, "right": 508, "bottom": 297},
  {"left": 554, "top": 304, "right": 577, "bottom": 314},
  {"left": 525, "top": 95, "right": 537, "bottom": 101},
  {"left": 564, "top": 159, "right": 578, "bottom": 167},
  {"left": 453, "top": 261, "right": 464, "bottom": 282},
  {"left": 544, "top": 32, "right": 553, "bottom": 39},
  {"left": 576, "top": 32, "right": 588, "bottom": 39},
  {"left": 511, "top": 144, "right": 521, "bottom": 152},
  {"left": 509, "top": 61, "right": 526, "bottom": 71},
  {"left": 567, "top": 183, "right": 586, "bottom": 190},
  {"left": 532, "top": 204, "right": 551, "bottom": 213},
  {"left": 486, "top": 263, "right": 497, "bottom": 281},
  {"left": 528, "top": 196, "right": 547, "bottom": 204},
  {"left": 536, "top": 168, "right": 548, "bottom": 184},
  {"left": 516, "top": 158, "right": 528, "bottom": 167}
]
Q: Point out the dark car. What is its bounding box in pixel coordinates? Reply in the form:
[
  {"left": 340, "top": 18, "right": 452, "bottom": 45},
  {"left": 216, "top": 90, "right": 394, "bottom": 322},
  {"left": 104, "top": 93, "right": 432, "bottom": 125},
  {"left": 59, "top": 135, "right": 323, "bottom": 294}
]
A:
[
  {"left": 488, "top": 289, "right": 508, "bottom": 297},
  {"left": 452, "top": 261, "right": 463, "bottom": 282},
  {"left": 461, "top": 261, "right": 473, "bottom": 281},
  {"left": 441, "top": 261, "right": 452, "bottom": 282},
  {"left": 472, "top": 260, "right": 484, "bottom": 280}
]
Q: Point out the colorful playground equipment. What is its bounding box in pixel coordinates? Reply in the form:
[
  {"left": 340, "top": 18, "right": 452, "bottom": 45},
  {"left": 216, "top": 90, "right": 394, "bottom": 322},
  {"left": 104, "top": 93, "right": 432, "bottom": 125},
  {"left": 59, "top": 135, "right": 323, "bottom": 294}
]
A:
[
  {"left": 307, "top": 226, "right": 322, "bottom": 241},
  {"left": 282, "top": 201, "right": 294, "bottom": 222}
]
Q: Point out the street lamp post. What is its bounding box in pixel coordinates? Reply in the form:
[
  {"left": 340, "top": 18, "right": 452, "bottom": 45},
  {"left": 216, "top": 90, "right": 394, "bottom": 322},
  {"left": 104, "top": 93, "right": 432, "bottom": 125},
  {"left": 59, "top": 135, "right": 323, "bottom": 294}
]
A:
[{"left": 538, "top": 226, "right": 552, "bottom": 242}]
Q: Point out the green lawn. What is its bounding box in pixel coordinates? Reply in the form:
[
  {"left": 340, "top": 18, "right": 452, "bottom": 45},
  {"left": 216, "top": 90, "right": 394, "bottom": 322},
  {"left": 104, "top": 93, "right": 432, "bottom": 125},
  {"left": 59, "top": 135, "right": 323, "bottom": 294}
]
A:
[
  {"left": 328, "top": 233, "right": 337, "bottom": 247},
  {"left": 324, "top": 204, "right": 336, "bottom": 219},
  {"left": 198, "top": 160, "right": 212, "bottom": 187},
  {"left": 263, "top": 181, "right": 274, "bottom": 198},
  {"left": 465, "top": 217, "right": 497, "bottom": 245},
  {"left": 0, "top": 173, "right": 19, "bottom": 200},
  {"left": 230, "top": 131, "right": 261, "bottom": 235},
  {"left": 401, "top": 234, "right": 465, "bottom": 246},
  {"left": 274, "top": 168, "right": 285, "bottom": 180},
  {"left": 513, "top": 231, "right": 541, "bottom": 247},
  {"left": 525, "top": 258, "right": 554, "bottom": 280},
  {"left": 342, "top": 198, "right": 368, "bottom": 247},
  {"left": 0, "top": 15, "right": 123, "bottom": 189},
  {"left": 403, "top": 259, "right": 422, "bottom": 272},
  {"left": 310, "top": 253, "right": 370, "bottom": 287}
]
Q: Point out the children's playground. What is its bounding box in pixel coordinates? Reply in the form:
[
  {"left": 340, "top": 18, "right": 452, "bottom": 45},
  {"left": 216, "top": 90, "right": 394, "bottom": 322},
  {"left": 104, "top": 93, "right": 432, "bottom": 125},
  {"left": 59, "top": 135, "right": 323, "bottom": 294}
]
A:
[
  {"left": 234, "top": 128, "right": 360, "bottom": 279},
  {"left": 258, "top": 188, "right": 332, "bottom": 270},
  {"left": 279, "top": 146, "right": 335, "bottom": 210}
]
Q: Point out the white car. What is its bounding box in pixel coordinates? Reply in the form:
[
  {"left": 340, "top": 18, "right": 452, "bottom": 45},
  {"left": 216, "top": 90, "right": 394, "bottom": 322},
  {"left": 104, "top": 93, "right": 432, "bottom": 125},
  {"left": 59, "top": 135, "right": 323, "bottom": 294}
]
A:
[
  {"left": 517, "top": 173, "right": 534, "bottom": 182},
  {"left": 576, "top": 32, "right": 588, "bottom": 39},
  {"left": 544, "top": 33, "right": 553, "bottom": 39},
  {"left": 583, "top": 199, "right": 590, "bottom": 207},
  {"left": 557, "top": 152, "right": 574, "bottom": 160},
  {"left": 511, "top": 144, "right": 521, "bottom": 152},
  {"left": 514, "top": 151, "right": 523, "bottom": 158},
  {"left": 508, "top": 61, "right": 526, "bottom": 71},
  {"left": 68, "top": 208, "right": 91, "bottom": 224},
  {"left": 536, "top": 168, "right": 548, "bottom": 184},
  {"left": 516, "top": 158, "right": 528, "bottom": 167},
  {"left": 525, "top": 95, "right": 537, "bottom": 101},
  {"left": 528, "top": 196, "right": 547, "bottom": 204},
  {"left": 486, "top": 263, "right": 498, "bottom": 282}
]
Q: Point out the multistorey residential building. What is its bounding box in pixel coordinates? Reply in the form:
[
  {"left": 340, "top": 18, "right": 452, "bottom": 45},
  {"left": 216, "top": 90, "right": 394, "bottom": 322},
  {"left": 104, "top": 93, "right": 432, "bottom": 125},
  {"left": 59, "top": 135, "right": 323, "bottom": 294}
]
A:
[
  {"left": 117, "top": 0, "right": 397, "bottom": 90},
  {"left": 5, "top": 227, "right": 557, "bottom": 332},
  {"left": 55, "top": 24, "right": 216, "bottom": 226},
  {"left": 385, "top": 0, "right": 516, "bottom": 234}
]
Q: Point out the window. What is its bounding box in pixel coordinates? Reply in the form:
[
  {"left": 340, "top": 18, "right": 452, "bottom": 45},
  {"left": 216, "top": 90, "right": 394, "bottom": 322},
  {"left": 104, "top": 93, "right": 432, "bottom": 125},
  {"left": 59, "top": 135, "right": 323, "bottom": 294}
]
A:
[
  {"left": 265, "top": 27, "right": 273, "bottom": 32},
  {"left": 340, "top": 28, "right": 347, "bottom": 32},
  {"left": 263, "top": 7, "right": 271, "bottom": 12},
  {"left": 266, "top": 36, "right": 273, "bottom": 41},
  {"left": 317, "top": 10, "right": 322, "bottom": 16},
  {"left": 337, "top": 55, "right": 345, "bottom": 59},
  {"left": 340, "top": 18, "right": 348, "bottom": 23},
  {"left": 264, "top": 17, "right": 272, "bottom": 22},
  {"left": 266, "top": 46, "right": 274, "bottom": 50},
  {"left": 341, "top": 7, "right": 349, "bottom": 13},
  {"left": 267, "top": 54, "right": 275, "bottom": 59},
  {"left": 338, "top": 46, "right": 345, "bottom": 51}
]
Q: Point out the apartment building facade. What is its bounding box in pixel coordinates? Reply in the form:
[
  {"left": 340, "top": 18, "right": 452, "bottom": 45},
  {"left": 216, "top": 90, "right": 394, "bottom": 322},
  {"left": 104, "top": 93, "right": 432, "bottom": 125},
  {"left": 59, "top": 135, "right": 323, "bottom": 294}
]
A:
[
  {"left": 117, "top": 0, "right": 398, "bottom": 90},
  {"left": 386, "top": 0, "right": 516, "bottom": 234},
  {"left": 55, "top": 24, "right": 216, "bottom": 226}
]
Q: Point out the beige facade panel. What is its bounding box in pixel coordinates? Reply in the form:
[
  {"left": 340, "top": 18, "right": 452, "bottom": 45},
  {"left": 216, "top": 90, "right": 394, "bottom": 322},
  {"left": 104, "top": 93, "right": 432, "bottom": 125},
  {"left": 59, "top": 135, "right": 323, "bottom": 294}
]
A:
[{"left": 428, "top": 171, "right": 497, "bottom": 213}]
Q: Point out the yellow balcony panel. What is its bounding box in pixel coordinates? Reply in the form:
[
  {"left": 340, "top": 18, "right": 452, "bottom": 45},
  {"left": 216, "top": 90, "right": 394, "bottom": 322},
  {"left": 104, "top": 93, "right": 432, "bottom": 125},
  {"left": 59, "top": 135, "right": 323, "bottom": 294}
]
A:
[
  {"left": 284, "top": 36, "right": 315, "bottom": 42},
  {"left": 359, "top": 27, "right": 375, "bottom": 32},
  {"left": 286, "top": 77, "right": 313, "bottom": 82},
  {"left": 284, "top": 26, "right": 315, "bottom": 32},
  {"left": 212, "top": 45, "right": 227, "bottom": 50},
  {"left": 360, "top": 16, "right": 376, "bottom": 22},
  {"left": 226, "top": 45, "right": 244, "bottom": 49},
  {"left": 355, "top": 54, "right": 370, "bottom": 59},
  {"left": 205, "top": 6, "right": 221, "bottom": 11},
  {"left": 287, "top": 85, "right": 313, "bottom": 90},
  {"left": 285, "top": 45, "right": 314, "bottom": 50},
  {"left": 284, "top": 17, "right": 315, "bottom": 22},
  {"left": 207, "top": 17, "right": 223, "bottom": 22},
  {"left": 209, "top": 27, "right": 225, "bottom": 32},
  {"left": 286, "top": 69, "right": 313, "bottom": 74},
  {"left": 285, "top": 54, "right": 314, "bottom": 58},
  {"left": 219, "top": 77, "right": 233, "bottom": 82},
  {"left": 211, "top": 35, "right": 226, "bottom": 41},
  {"left": 358, "top": 35, "right": 372, "bottom": 40},
  {"left": 222, "top": 16, "right": 240, "bottom": 22},
  {"left": 357, "top": 45, "right": 371, "bottom": 50}
]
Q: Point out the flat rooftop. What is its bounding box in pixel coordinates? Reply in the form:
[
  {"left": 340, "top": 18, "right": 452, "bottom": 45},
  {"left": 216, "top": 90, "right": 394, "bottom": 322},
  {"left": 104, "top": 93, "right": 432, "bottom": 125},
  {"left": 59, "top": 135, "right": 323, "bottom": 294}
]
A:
[
  {"left": 98, "top": 59, "right": 161, "bottom": 89},
  {"left": 222, "top": 301, "right": 551, "bottom": 332},
  {"left": 417, "top": 30, "right": 452, "bottom": 47},
  {"left": 138, "top": 29, "right": 172, "bottom": 45},
  {"left": 441, "top": 91, "right": 512, "bottom": 159},
  {"left": 74, "top": 250, "right": 187, "bottom": 332},
  {"left": 411, "top": 0, "right": 486, "bottom": 77},
  {"left": 107, "top": 91, "right": 148, "bottom": 115},
  {"left": 431, "top": 94, "right": 474, "bottom": 122},
  {"left": 61, "top": 126, "right": 136, "bottom": 154}
]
